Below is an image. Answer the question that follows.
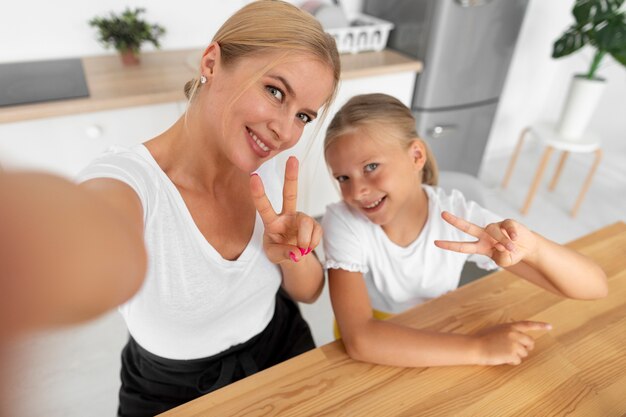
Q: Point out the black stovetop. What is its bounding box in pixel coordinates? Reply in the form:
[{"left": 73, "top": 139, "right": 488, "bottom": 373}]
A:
[{"left": 0, "top": 58, "right": 90, "bottom": 107}]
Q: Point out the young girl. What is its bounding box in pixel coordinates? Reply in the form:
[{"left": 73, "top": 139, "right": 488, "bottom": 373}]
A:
[{"left": 322, "top": 93, "right": 607, "bottom": 368}]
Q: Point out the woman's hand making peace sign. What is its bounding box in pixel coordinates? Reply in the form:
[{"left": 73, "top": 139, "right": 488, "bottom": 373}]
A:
[
  {"left": 434, "top": 211, "right": 539, "bottom": 268},
  {"left": 249, "top": 156, "right": 322, "bottom": 264}
]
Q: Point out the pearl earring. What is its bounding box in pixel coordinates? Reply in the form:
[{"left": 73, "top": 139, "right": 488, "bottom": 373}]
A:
[{"left": 200, "top": 75, "right": 207, "bottom": 84}]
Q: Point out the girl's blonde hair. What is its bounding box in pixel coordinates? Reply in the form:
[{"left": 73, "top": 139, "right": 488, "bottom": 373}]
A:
[
  {"left": 184, "top": 0, "right": 340, "bottom": 108},
  {"left": 324, "top": 93, "right": 439, "bottom": 186}
]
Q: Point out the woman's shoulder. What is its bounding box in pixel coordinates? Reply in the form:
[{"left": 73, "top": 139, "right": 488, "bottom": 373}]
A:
[
  {"left": 76, "top": 144, "right": 165, "bottom": 218},
  {"left": 77, "top": 145, "right": 159, "bottom": 183}
]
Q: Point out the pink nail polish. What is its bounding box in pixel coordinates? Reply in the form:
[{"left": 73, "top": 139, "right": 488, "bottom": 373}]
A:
[
  {"left": 289, "top": 251, "right": 299, "bottom": 262},
  {"left": 299, "top": 247, "right": 306, "bottom": 256},
  {"left": 304, "top": 247, "right": 312, "bottom": 255}
]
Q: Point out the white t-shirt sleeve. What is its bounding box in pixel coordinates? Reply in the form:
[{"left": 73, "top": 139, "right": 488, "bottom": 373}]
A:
[
  {"left": 76, "top": 146, "right": 155, "bottom": 223},
  {"left": 321, "top": 203, "right": 369, "bottom": 274}
]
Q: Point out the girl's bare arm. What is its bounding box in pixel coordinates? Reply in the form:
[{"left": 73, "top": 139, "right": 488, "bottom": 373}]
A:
[
  {"left": 329, "top": 268, "right": 548, "bottom": 367},
  {"left": 434, "top": 212, "right": 608, "bottom": 300}
]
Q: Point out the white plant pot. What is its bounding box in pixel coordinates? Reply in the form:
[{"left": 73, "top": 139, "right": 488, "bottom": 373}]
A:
[{"left": 557, "top": 75, "right": 606, "bottom": 141}]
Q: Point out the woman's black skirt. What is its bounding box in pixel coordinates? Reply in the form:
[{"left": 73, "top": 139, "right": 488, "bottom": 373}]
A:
[{"left": 118, "top": 290, "right": 315, "bottom": 417}]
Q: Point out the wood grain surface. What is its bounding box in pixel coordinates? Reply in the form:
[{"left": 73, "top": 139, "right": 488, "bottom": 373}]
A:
[{"left": 161, "top": 222, "right": 626, "bottom": 417}]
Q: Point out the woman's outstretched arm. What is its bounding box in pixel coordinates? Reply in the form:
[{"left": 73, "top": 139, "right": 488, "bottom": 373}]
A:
[{"left": 0, "top": 172, "right": 147, "bottom": 336}]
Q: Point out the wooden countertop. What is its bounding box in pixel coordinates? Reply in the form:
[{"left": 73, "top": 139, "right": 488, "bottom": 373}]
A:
[
  {"left": 0, "top": 49, "right": 421, "bottom": 124},
  {"left": 161, "top": 221, "right": 626, "bottom": 417}
]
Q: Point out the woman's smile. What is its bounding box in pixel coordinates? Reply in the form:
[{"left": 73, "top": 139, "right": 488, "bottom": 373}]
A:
[
  {"left": 246, "top": 127, "right": 273, "bottom": 157},
  {"left": 199, "top": 51, "right": 334, "bottom": 172}
]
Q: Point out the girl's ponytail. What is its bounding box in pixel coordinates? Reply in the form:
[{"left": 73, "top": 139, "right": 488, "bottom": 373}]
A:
[{"left": 421, "top": 141, "right": 438, "bottom": 186}]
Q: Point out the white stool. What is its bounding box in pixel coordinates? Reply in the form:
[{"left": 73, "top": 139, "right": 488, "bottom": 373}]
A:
[{"left": 501, "top": 122, "right": 602, "bottom": 217}]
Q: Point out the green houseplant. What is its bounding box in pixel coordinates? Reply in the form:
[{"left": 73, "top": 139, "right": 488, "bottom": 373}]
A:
[
  {"left": 551, "top": 0, "right": 626, "bottom": 139},
  {"left": 89, "top": 8, "right": 166, "bottom": 66},
  {"left": 553, "top": 0, "right": 626, "bottom": 79}
]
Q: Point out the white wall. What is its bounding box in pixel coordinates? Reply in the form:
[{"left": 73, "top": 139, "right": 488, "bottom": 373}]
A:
[
  {"left": 2, "top": 0, "right": 622, "bottom": 156},
  {"left": 0, "top": 1, "right": 246, "bottom": 63},
  {"left": 0, "top": 0, "right": 362, "bottom": 63},
  {"left": 484, "top": 0, "right": 626, "bottom": 160}
]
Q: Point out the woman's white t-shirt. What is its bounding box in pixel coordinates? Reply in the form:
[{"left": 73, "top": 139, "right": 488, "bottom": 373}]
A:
[
  {"left": 322, "top": 185, "right": 501, "bottom": 314},
  {"left": 78, "top": 145, "right": 283, "bottom": 360}
]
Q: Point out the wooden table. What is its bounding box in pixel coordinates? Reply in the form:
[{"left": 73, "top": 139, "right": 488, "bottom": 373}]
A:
[{"left": 162, "top": 222, "right": 626, "bottom": 417}]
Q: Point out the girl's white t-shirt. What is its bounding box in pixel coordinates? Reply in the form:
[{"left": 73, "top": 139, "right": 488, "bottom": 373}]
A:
[
  {"left": 77, "top": 145, "right": 283, "bottom": 360},
  {"left": 322, "top": 185, "right": 501, "bottom": 314}
]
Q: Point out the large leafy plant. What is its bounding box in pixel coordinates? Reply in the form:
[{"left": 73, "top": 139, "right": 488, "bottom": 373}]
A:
[
  {"left": 89, "top": 8, "right": 166, "bottom": 54},
  {"left": 552, "top": 0, "right": 626, "bottom": 79}
]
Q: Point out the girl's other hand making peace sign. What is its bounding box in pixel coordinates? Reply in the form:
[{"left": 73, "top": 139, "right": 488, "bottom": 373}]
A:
[
  {"left": 249, "top": 156, "right": 322, "bottom": 264},
  {"left": 434, "top": 211, "right": 539, "bottom": 268}
]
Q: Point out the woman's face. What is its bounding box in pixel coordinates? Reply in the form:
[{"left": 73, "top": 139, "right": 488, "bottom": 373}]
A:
[
  {"left": 325, "top": 128, "right": 425, "bottom": 227},
  {"left": 198, "top": 45, "right": 335, "bottom": 172}
]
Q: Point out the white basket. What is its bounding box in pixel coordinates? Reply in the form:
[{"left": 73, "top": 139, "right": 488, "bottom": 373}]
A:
[{"left": 325, "top": 13, "right": 394, "bottom": 54}]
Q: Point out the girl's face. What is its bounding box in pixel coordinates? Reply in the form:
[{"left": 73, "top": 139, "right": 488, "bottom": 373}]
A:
[
  {"left": 198, "top": 44, "right": 335, "bottom": 172},
  {"left": 325, "top": 128, "right": 426, "bottom": 227}
]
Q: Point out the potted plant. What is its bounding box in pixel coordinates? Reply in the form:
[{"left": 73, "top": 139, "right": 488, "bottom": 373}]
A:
[
  {"left": 89, "top": 7, "right": 166, "bottom": 66},
  {"left": 552, "top": 0, "right": 626, "bottom": 140}
]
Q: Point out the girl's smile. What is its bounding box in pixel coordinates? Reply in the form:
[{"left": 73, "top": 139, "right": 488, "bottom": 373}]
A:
[
  {"left": 361, "top": 195, "right": 386, "bottom": 212},
  {"left": 325, "top": 128, "right": 427, "bottom": 234}
]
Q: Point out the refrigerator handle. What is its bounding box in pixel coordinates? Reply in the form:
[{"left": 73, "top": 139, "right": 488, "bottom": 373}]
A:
[
  {"left": 455, "top": 0, "right": 494, "bottom": 7},
  {"left": 427, "top": 124, "right": 458, "bottom": 139}
]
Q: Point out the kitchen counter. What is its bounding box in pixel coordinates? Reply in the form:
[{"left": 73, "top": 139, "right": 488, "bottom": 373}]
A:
[
  {"left": 0, "top": 49, "right": 422, "bottom": 124},
  {"left": 160, "top": 222, "right": 626, "bottom": 417}
]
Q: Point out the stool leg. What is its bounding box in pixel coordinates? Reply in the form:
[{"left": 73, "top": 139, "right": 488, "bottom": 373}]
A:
[
  {"left": 571, "top": 148, "right": 602, "bottom": 217},
  {"left": 521, "top": 146, "right": 553, "bottom": 215},
  {"left": 502, "top": 127, "right": 529, "bottom": 189},
  {"left": 549, "top": 151, "right": 569, "bottom": 191}
]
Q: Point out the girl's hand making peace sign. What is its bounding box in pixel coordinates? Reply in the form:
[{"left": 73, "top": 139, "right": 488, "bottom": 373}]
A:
[
  {"left": 434, "top": 211, "right": 539, "bottom": 268},
  {"left": 249, "top": 156, "right": 322, "bottom": 264}
]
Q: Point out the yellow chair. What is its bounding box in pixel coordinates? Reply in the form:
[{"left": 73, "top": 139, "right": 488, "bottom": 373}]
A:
[{"left": 333, "top": 309, "right": 394, "bottom": 340}]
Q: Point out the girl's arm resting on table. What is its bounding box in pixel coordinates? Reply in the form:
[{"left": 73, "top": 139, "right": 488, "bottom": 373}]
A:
[
  {"left": 435, "top": 212, "right": 608, "bottom": 301},
  {"left": 0, "top": 172, "right": 146, "bottom": 333},
  {"left": 505, "top": 232, "right": 608, "bottom": 300},
  {"left": 329, "top": 268, "right": 549, "bottom": 367}
]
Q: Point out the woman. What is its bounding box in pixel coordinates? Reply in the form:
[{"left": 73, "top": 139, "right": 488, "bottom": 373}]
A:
[{"left": 3, "top": 1, "right": 339, "bottom": 416}]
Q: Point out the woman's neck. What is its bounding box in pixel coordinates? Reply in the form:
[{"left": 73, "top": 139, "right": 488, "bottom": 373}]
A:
[
  {"left": 382, "top": 185, "right": 430, "bottom": 247},
  {"left": 145, "top": 114, "right": 244, "bottom": 195}
]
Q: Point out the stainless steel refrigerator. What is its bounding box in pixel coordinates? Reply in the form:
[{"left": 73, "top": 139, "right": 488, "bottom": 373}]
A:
[{"left": 364, "top": 0, "right": 528, "bottom": 176}]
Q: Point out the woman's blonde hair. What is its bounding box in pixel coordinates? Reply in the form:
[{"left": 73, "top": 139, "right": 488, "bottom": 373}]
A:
[
  {"left": 324, "top": 93, "right": 439, "bottom": 186},
  {"left": 184, "top": 0, "right": 340, "bottom": 108}
]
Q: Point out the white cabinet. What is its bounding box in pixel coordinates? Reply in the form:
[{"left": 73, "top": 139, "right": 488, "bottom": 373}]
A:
[
  {"left": 281, "top": 70, "right": 417, "bottom": 218},
  {"left": 0, "top": 102, "right": 185, "bottom": 177},
  {"left": 0, "top": 69, "right": 417, "bottom": 219}
]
